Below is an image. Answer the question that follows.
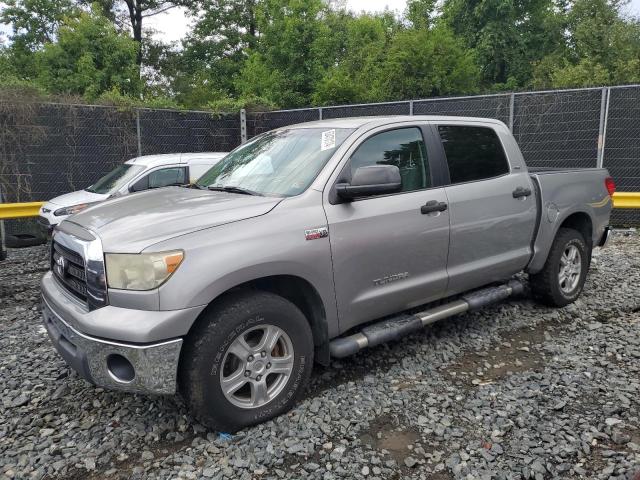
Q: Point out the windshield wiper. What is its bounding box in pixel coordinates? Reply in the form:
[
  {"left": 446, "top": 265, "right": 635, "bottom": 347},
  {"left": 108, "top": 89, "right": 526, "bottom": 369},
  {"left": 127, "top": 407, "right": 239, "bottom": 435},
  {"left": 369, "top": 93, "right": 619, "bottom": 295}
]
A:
[{"left": 207, "top": 185, "right": 263, "bottom": 196}]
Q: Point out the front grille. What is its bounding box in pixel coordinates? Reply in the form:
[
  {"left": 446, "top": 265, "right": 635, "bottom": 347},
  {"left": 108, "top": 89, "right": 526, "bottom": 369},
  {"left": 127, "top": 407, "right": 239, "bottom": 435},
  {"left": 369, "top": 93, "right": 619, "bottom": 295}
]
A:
[{"left": 52, "top": 241, "right": 88, "bottom": 303}]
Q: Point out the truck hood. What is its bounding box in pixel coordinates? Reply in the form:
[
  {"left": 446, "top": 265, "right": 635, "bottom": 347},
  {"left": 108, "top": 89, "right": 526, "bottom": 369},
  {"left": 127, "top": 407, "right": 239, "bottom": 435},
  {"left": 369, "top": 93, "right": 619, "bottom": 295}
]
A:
[
  {"left": 66, "top": 187, "right": 282, "bottom": 252},
  {"left": 45, "top": 189, "right": 109, "bottom": 208}
]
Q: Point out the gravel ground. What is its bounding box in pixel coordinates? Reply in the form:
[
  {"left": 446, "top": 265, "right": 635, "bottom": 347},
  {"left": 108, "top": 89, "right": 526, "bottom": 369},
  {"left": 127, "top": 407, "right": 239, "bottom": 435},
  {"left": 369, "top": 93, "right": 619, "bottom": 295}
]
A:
[{"left": 1, "top": 235, "right": 639, "bottom": 480}]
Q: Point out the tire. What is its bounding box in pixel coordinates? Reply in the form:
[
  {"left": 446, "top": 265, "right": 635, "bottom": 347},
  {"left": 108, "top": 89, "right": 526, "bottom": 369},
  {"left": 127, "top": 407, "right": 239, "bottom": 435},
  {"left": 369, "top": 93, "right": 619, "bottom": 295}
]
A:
[
  {"left": 6, "top": 233, "right": 45, "bottom": 248},
  {"left": 180, "top": 291, "right": 314, "bottom": 433},
  {"left": 530, "top": 227, "right": 590, "bottom": 307}
]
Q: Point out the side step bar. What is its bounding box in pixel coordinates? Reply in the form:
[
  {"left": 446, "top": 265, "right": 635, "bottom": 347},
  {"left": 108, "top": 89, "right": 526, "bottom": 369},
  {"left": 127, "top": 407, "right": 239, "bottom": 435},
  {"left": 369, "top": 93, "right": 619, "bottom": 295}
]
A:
[{"left": 329, "top": 279, "right": 524, "bottom": 358}]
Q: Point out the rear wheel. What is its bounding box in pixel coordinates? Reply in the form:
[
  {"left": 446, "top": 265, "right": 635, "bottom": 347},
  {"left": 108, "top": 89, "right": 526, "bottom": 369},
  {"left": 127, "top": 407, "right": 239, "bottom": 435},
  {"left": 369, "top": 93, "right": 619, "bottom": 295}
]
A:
[
  {"left": 529, "top": 227, "right": 589, "bottom": 306},
  {"left": 180, "top": 291, "right": 314, "bottom": 432}
]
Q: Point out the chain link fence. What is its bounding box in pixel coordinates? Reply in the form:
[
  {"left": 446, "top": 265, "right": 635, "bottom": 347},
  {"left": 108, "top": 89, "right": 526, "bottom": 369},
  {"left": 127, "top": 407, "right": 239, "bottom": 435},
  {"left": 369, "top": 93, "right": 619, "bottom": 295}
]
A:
[
  {"left": 603, "top": 86, "right": 640, "bottom": 226},
  {"left": 246, "top": 86, "right": 640, "bottom": 226},
  {"left": 0, "top": 103, "right": 239, "bottom": 237},
  {"left": 1, "top": 85, "right": 639, "bottom": 238}
]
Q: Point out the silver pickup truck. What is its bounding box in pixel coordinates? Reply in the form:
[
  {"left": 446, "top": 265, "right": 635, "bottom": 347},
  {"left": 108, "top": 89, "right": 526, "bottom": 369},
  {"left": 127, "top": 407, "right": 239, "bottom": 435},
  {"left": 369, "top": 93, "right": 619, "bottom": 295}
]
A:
[{"left": 41, "top": 116, "right": 613, "bottom": 432}]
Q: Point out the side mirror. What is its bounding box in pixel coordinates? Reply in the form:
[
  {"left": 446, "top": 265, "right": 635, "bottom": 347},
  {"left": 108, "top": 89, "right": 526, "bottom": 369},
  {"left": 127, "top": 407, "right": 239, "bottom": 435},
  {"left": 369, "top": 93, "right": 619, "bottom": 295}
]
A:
[{"left": 336, "top": 165, "right": 402, "bottom": 200}]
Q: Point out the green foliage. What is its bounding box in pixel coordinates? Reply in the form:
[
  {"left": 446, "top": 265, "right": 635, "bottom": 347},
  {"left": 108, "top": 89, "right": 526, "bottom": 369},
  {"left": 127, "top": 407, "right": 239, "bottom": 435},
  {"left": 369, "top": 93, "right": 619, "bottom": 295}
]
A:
[
  {"left": 206, "top": 94, "right": 277, "bottom": 113},
  {"left": 34, "top": 9, "right": 141, "bottom": 99},
  {"left": 378, "top": 26, "right": 478, "bottom": 100},
  {"left": 1, "top": 0, "right": 76, "bottom": 50},
  {"left": 312, "top": 13, "right": 397, "bottom": 105},
  {"left": 2, "top": 0, "right": 640, "bottom": 109},
  {"left": 531, "top": 0, "right": 640, "bottom": 88},
  {"left": 442, "top": 0, "right": 563, "bottom": 86},
  {"left": 0, "top": 48, "right": 47, "bottom": 100},
  {"left": 235, "top": 0, "right": 329, "bottom": 107},
  {"left": 405, "top": 0, "right": 437, "bottom": 29}
]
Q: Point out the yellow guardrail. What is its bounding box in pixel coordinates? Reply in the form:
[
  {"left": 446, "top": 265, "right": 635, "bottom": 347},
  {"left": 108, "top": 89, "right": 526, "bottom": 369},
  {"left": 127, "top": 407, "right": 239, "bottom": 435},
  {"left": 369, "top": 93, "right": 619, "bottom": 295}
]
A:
[
  {"left": 0, "top": 202, "right": 44, "bottom": 219},
  {"left": 612, "top": 192, "right": 640, "bottom": 209},
  {"left": 0, "top": 192, "right": 638, "bottom": 220}
]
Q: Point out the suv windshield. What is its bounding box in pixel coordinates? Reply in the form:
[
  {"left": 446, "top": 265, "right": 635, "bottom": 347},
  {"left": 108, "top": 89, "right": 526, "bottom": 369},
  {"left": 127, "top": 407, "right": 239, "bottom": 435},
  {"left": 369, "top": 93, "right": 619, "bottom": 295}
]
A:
[
  {"left": 196, "top": 128, "right": 355, "bottom": 197},
  {"left": 86, "top": 164, "right": 145, "bottom": 194}
]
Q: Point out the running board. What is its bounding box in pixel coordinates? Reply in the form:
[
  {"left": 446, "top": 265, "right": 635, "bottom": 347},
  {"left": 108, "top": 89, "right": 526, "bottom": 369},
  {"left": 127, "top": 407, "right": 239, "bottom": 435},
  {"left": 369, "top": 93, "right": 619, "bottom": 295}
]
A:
[{"left": 329, "top": 279, "right": 524, "bottom": 358}]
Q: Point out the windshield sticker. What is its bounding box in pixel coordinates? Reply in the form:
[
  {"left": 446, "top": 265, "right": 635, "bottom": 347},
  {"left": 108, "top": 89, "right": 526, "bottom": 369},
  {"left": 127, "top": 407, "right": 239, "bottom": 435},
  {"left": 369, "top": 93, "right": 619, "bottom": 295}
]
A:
[{"left": 321, "top": 129, "right": 336, "bottom": 151}]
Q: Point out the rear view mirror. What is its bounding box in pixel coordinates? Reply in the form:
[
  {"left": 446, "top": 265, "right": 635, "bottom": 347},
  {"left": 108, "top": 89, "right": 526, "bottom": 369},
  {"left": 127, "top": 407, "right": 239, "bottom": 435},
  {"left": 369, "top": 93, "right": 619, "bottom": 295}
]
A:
[{"left": 336, "top": 165, "right": 402, "bottom": 200}]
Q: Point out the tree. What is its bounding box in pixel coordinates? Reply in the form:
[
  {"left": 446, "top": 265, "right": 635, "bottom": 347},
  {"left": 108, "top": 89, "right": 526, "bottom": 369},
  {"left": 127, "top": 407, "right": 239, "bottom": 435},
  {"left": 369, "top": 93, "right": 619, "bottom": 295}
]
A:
[
  {"left": 0, "top": 0, "right": 75, "bottom": 50},
  {"left": 531, "top": 0, "right": 640, "bottom": 88},
  {"left": 166, "top": 0, "right": 259, "bottom": 107},
  {"left": 88, "top": 0, "right": 182, "bottom": 66},
  {"left": 235, "top": 0, "right": 330, "bottom": 107},
  {"left": 378, "top": 26, "right": 478, "bottom": 100},
  {"left": 442, "top": 0, "right": 563, "bottom": 87},
  {"left": 0, "top": 0, "right": 77, "bottom": 79},
  {"left": 312, "top": 12, "right": 398, "bottom": 105},
  {"left": 35, "top": 8, "right": 141, "bottom": 99},
  {"left": 405, "top": 0, "right": 437, "bottom": 29}
]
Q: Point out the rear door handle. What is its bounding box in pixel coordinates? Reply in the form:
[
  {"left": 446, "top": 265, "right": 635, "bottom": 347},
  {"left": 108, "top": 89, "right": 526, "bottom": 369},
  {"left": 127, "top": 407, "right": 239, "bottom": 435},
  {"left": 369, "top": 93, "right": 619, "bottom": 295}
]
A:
[
  {"left": 512, "top": 186, "right": 532, "bottom": 198},
  {"left": 421, "top": 200, "right": 448, "bottom": 214}
]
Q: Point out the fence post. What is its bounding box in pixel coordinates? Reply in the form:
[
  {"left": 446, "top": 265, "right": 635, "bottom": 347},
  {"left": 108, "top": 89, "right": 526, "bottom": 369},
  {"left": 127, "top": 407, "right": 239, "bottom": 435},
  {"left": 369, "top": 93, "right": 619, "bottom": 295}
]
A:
[
  {"left": 136, "top": 109, "right": 142, "bottom": 157},
  {"left": 240, "top": 108, "right": 247, "bottom": 144},
  {"left": 597, "top": 87, "right": 610, "bottom": 168},
  {"left": 409, "top": 100, "right": 414, "bottom": 115},
  {"left": 508, "top": 93, "right": 515, "bottom": 132},
  {"left": 319, "top": 107, "right": 323, "bottom": 120}
]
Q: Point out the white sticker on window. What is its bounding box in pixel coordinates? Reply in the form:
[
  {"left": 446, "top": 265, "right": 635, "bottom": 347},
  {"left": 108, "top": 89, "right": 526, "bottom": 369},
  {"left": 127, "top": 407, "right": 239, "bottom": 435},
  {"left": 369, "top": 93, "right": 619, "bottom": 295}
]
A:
[{"left": 321, "top": 129, "right": 336, "bottom": 151}]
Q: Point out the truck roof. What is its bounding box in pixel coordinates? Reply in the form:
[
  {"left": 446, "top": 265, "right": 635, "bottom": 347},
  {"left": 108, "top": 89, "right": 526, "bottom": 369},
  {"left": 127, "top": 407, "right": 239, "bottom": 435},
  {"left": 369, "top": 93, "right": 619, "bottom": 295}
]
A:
[
  {"left": 125, "top": 152, "right": 227, "bottom": 168},
  {"left": 287, "top": 115, "right": 508, "bottom": 130}
]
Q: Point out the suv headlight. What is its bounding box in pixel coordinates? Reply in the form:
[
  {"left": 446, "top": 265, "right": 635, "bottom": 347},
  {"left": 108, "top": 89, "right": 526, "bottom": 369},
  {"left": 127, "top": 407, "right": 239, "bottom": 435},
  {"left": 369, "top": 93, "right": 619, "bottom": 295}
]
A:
[
  {"left": 105, "top": 250, "right": 184, "bottom": 290},
  {"left": 54, "top": 202, "right": 99, "bottom": 216}
]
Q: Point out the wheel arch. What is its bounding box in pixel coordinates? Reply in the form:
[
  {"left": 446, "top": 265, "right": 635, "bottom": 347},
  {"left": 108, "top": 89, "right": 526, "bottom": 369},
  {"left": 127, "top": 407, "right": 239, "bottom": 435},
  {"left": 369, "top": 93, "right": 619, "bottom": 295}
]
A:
[
  {"left": 185, "top": 274, "right": 331, "bottom": 366},
  {"left": 557, "top": 211, "right": 593, "bottom": 249},
  {"left": 528, "top": 209, "right": 595, "bottom": 274}
]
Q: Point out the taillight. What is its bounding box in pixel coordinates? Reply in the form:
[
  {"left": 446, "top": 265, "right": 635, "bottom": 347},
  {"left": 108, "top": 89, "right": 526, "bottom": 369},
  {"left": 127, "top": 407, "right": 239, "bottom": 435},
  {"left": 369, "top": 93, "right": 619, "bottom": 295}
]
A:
[{"left": 605, "top": 177, "right": 616, "bottom": 197}]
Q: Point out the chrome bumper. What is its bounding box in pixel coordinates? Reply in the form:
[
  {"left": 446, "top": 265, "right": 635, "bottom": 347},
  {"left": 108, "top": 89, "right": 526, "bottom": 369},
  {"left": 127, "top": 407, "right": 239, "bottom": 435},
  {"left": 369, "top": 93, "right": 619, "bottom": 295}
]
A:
[{"left": 42, "top": 297, "right": 182, "bottom": 395}]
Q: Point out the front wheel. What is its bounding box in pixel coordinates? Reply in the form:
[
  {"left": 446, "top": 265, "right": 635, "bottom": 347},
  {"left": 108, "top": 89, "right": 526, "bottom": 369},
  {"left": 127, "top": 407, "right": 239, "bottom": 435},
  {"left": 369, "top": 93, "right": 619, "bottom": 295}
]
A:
[
  {"left": 529, "top": 227, "right": 590, "bottom": 307},
  {"left": 180, "top": 291, "right": 314, "bottom": 432}
]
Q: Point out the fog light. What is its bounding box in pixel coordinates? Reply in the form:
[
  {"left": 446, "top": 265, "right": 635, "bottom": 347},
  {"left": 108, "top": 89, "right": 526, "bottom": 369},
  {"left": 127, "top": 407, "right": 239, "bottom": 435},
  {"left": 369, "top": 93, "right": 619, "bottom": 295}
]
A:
[{"left": 107, "top": 354, "right": 135, "bottom": 383}]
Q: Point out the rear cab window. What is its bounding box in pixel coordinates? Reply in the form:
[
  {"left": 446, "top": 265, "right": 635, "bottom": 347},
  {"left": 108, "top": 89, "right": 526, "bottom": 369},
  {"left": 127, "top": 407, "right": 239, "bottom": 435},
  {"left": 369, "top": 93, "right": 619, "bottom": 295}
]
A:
[{"left": 437, "top": 125, "right": 510, "bottom": 184}]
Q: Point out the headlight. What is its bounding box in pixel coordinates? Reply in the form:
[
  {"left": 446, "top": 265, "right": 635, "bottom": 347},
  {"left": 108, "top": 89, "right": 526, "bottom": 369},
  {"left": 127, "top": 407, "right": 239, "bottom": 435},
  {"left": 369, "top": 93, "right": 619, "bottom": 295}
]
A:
[
  {"left": 105, "top": 250, "right": 184, "bottom": 290},
  {"left": 53, "top": 202, "right": 98, "bottom": 216}
]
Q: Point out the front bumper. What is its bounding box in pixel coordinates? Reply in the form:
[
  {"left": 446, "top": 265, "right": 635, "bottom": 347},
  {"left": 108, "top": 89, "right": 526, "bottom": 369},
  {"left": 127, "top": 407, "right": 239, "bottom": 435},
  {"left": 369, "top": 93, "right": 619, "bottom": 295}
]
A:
[{"left": 42, "top": 296, "right": 182, "bottom": 395}]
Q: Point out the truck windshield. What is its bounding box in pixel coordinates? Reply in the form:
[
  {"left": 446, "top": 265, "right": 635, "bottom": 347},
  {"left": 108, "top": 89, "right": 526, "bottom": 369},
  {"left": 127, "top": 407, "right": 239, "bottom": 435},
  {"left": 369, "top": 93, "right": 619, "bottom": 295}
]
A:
[
  {"left": 196, "top": 128, "right": 355, "bottom": 197},
  {"left": 85, "top": 164, "right": 145, "bottom": 194}
]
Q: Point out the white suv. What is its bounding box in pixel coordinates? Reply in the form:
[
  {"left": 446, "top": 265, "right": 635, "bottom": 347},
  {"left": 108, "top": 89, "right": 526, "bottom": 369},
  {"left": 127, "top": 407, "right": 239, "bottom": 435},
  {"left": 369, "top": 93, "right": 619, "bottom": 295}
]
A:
[{"left": 39, "top": 152, "right": 227, "bottom": 231}]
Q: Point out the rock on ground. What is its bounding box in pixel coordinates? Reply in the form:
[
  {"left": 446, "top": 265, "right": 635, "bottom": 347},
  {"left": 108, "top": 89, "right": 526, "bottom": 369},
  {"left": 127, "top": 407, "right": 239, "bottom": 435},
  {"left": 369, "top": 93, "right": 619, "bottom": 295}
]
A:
[{"left": 1, "top": 235, "right": 639, "bottom": 479}]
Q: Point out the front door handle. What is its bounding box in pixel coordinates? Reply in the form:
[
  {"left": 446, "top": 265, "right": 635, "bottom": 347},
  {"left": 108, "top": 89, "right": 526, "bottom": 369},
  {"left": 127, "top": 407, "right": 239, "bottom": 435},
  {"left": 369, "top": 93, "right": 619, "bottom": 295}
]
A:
[
  {"left": 512, "top": 186, "right": 532, "bottom": 198},
  {"left": 421, "top": 200, "right": 448, "bottom": 214}
]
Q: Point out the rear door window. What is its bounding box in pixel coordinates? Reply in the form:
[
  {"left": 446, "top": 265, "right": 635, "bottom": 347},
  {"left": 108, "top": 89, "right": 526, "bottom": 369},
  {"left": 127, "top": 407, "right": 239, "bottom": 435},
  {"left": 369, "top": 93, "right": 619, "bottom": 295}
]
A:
[{"left": 437, "top": 126, "right": 509, "bottom": 184}]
